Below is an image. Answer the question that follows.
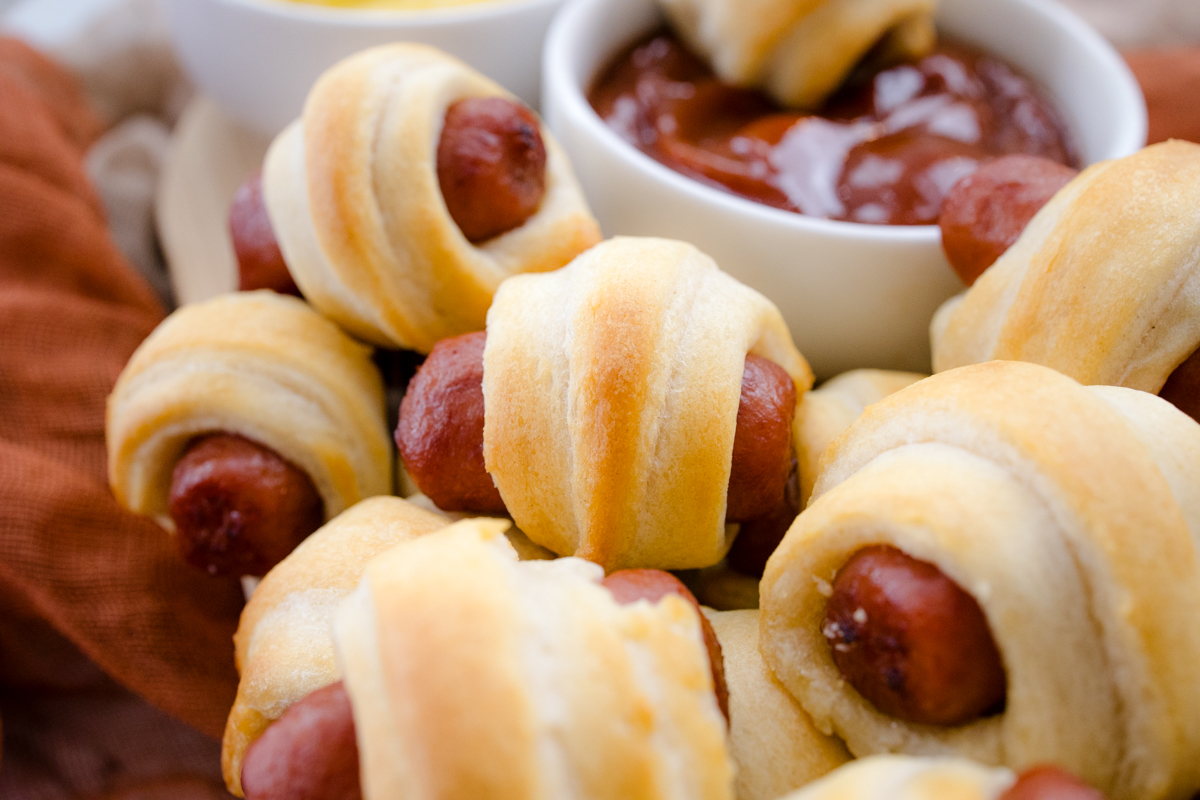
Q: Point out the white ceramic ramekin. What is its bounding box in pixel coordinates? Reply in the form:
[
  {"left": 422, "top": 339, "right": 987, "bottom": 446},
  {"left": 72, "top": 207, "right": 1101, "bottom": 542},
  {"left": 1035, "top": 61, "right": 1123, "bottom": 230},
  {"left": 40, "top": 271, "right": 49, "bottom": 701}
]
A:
[
  {"left": 158, "top": 0, "right": 565, "bottom": 135},
  {"left": 543, "top": 0, "right": 1146, "bottom": 376}
]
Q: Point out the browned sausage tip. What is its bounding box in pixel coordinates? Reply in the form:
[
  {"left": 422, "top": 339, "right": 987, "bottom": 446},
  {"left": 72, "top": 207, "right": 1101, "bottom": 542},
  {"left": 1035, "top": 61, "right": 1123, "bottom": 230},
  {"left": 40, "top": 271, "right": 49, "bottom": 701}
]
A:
[
  {"left": 229, "top": 170, "right": 302, "bottom": 297},
  {"left": 395, "top": 331, "right": 506, "bottom": 514},
  {"left": 437, "top": 97, "right": 547, "bottom": 243},
  {"left": 168, "top": 432, "right": 324, "bottom": 577},
  {"left": 939, "top": 155, "right": 1078, "bottom": 287},
  {"left": 602, "top": 569, "right": 729, "bottom": 723},
  {"left": 726, "top": 354, "right": 797, "bottom": 523},
  {"left": 241, "top": 681, "right": 361, "bottom": 800},
  {"left": 822, "top": 544, "right": 1006, "bottom": 726},
  {"left": 998, "top": 765, "right": 1108, "bottom": 800}
]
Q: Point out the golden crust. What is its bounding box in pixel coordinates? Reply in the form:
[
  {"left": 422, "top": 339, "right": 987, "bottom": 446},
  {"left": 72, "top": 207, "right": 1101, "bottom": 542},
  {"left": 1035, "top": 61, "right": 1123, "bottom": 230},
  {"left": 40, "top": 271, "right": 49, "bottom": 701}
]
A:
[
  {"left": 659, "top": 0, "right": 936, "bottom": 108},
  {"left": 705, "top": 609, "right": 850, "bottom": 800},
  {"left": 932, "top": 140, "right": 1200, "bottom": 391},
  {"left": 482, "top": 237, "right": 813, "bottom": 571},
  {"left": 794, "top": 369, "right": 926, "bottom": 507},
  {"left": 263, "top": 43, "right": 601, "bottom": 353},
  {"left": 221, "top": 496, "right": 449, "bottom": 796},
  {"left": 759, "top": 361, "right": 1200, "bottom": 800},
  {"left": 334, "top": 519, "right": 735, "bottom": 799},
  {"left": 106, "top": 291, "right": 392, "bottom": 526},
  {"left": 776, "top": 755, "right": 1014, "bottom": 800}
]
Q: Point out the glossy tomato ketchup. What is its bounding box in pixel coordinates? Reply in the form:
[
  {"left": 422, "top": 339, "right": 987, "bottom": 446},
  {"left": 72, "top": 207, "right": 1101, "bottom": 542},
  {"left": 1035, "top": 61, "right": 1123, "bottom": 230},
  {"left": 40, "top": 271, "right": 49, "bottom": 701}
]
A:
[{"left": 589, "top": 31, "right": 1077, "bottom": 225}]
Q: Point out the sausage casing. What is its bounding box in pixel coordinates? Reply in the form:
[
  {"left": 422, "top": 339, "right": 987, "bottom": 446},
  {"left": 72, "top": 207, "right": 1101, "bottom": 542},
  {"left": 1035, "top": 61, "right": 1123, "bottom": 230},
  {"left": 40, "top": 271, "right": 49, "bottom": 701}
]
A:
[
  {"left": 437, "top": 97, "right": 547, "bottom": 243},
  {"left": 822, "top": 544, "right": 1006, "bottom": 726},
  {"left": 241, "top": 681, "right": 361, "bottom": 800},
  {"left": 168, "top": 432, "right": 324, "bottom": 576},
  {"left": 940, "top": 155, "right": 1077, "bottom": 287}
]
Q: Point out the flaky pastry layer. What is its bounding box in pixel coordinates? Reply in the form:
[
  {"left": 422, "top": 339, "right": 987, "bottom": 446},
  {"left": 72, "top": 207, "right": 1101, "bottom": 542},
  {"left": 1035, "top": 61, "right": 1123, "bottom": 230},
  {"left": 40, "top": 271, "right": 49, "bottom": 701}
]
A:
[{"left": 263, "top": 43, "right": 600, "bottom": 353}]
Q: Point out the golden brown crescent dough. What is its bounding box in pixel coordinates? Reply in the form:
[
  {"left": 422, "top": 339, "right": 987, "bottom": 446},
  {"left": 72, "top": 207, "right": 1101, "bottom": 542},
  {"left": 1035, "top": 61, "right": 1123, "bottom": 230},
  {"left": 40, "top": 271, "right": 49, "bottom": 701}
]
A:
[
  {"left": 759, "top": 361, "right": 1200, "bottom": 800},
  {"left": 705, "top": 609, "right": 850, "bottom": 800},
  {"left": 776, "top": 755, "right": 1016, "bottom": 800},
  {"left": 334, "top": 518, "right": 734, "bottom": 799},
  {"left": 221, "top": 496, "right": 448, "bottom": 796},
  {"left": 483, "top": 236, "right": 813, "bottom": 571},
  {"left": 931, "top": 140, "right": 1200, "bottom": 390},
  {"left": 220, "top": 497, "right": 554, "bottom": 796},
  {"left": 657, "top": 0, "right": 937, "bottom": 108},
  {"left": 794, "top": 369, "right": 926, "bottom": 507},
  {"left": 263, "top": 43, "right": 601, "bottom": 353},
  {"left": 107, "top": 291, "right": 392, "bottom": 530}
]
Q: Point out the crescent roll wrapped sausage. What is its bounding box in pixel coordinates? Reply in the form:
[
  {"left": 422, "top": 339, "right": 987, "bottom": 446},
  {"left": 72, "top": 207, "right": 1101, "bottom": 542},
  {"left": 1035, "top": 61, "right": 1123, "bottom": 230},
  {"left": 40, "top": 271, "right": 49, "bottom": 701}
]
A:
[
  {"left": 657, "top": 0, "right": 936, "bottom": 108},
  {"left": 760, "top": 361, "right": 1200, "bottom": 800},
  {"left": 262, "top": 43, "right": 601, "bottom": 353},
  {"left": 706, "top": 609, "right": 850, "bottom": 800},
  {"left": 107, "top": 291, "right": 392, "bottom": 574},
  {"left": 333, "top": 517, "right": 734, "bottom": 800},
  {"left": 222, "top": 495, "right": 447, "bottom": 796},
  {"left": 482, "top": 236, "right": 813, "bottom": 571},
  {"left": 931, "top": 141, "right": 1200, "bottom": 421}
]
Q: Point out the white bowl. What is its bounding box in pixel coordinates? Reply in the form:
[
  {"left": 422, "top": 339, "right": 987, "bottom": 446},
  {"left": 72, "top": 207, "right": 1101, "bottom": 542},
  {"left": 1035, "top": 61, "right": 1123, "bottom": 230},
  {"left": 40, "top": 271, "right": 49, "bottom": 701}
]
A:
[
  {"left": 158, "top": 0, "right": 565, "bottom": 136},
  {"left": 543, "top": 0, "right": 1146, "bottom": 376}
]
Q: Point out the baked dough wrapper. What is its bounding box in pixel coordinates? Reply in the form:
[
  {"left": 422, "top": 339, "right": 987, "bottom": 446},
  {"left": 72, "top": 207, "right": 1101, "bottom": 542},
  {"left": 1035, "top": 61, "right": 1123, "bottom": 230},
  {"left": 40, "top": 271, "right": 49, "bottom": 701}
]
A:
[
  {"left": 263, "top": 43, "right": 601, "bottom": 353},
  {"left": 107, "top": 291, "right": 392, "bottom": 529},
  {"left": 706, "top": 609, "right": 850, "bottom": 800},
  {"left": 932, "top": 140, "right": 1200, "bottom": 390},
  {"left": 658, "top": 0, "right": 937, "bottom": 109},
  {"left": 688, "top": 369, "right": 925, "bottom": 612},
  {"left": 334, "top": 517, "right": 734, "bottom": 800},
  {"left": 220, "top": 496, "right": 550, "bottom": 795},
  {"left": 483, "top": 236, "right": 813, "bottom": 572},
  {"left": 777, "top": 755, "right": 1016, "bottom": 800},
  {"left": 760, "top": 361, "right": 1200, "bottom": 800}
]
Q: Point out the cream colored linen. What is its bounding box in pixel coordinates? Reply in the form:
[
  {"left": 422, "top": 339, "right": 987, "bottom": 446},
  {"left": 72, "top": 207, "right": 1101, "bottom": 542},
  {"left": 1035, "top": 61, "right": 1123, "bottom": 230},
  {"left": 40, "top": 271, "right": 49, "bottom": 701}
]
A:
[
  {"left": 777, "top": 755, "right": 1015, "bottom": 800},
  {"left": 931, "top": 140, "right": 1200, "bottom": 390},
  {"left": 263, "top": 43, "right": 600, "bottom": 353},
  {"left": 334, "top": 518, "right": 734, "bottom": 800},
  {"left": 760, "top": 361, "right": 1200, "bottom": 800},
  {"left": 658, "top": 0, "right": 936, "bottom": 108},
  {"left": 706, "top": 609, "right": 850, "bottom": 800},
  {"left": 482, "top": 236, "right": 813, "bottom": 571},
  {"left": 107, "top": 290, "right": 392, "bottom": 528}
]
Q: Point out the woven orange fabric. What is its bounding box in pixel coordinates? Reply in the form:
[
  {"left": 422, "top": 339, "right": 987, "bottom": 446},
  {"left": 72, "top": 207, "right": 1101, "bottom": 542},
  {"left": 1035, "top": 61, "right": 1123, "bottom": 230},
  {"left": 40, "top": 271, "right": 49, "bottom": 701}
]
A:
[{"left": 0, "top": 37, "right": 242, "bottom": 799}]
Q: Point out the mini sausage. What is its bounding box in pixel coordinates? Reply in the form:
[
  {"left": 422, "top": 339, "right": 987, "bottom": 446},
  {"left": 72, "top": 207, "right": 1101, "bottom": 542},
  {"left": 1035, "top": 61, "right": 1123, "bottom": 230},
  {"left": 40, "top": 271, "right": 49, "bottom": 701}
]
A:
[
  {"left": 1158, "top": 347, "right": 1200, "bottom": 424},
  {"left": 395, "top": 331, "right": 505, "bottom": 513},
  {"left": 168, "top": 433, "right": 324, "bottom": 577},
  {"left": 437, "top": 97, "right": 547, "bottom": 243},
  {"left": 396, "top": 336, "right": 798, "bottom": 531},
  {"left": 940, "top": 155, "right": 1078, "bottom": 287},
  {"left": 241, "top": 681, "right": 361, "bottom": 800},
  {"left": 229, "top": 171, "right": 302, "bottom": 297},
  {"left": 822, "top": 544, "right": 1006, "bottom": 726},
  {"left": 998, "top": 766, "right": 1108, "bottom": 800},
  {"left": 229, "top": 98, "right": 547, "bottom": 293},
  {"left": 724, "top": 458, "right": 799, "bottom": 578},
  {"left": 601, "top": 569, "right": 729, "bottom": 722}
]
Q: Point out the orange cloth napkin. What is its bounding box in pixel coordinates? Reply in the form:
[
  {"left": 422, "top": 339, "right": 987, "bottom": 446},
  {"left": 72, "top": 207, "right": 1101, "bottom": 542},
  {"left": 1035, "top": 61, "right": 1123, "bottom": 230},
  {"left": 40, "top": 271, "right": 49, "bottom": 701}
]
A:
[{"left": 0, "top": 37, "right": 241, "bottom": 799}]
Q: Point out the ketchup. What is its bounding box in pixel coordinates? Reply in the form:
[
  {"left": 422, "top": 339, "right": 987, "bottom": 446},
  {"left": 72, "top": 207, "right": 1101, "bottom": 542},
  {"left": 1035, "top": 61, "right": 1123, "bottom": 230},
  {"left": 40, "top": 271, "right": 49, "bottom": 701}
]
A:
[{"left": 589, "top": 31, "right": 1077, "bottom": 225}]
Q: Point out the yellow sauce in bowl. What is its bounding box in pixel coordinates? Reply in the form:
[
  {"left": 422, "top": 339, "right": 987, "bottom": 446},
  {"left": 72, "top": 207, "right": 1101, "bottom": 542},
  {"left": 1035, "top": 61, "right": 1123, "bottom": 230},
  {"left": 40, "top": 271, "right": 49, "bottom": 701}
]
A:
[{"left": 284, "top": 0, "right": 498, "bottom": 8}]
